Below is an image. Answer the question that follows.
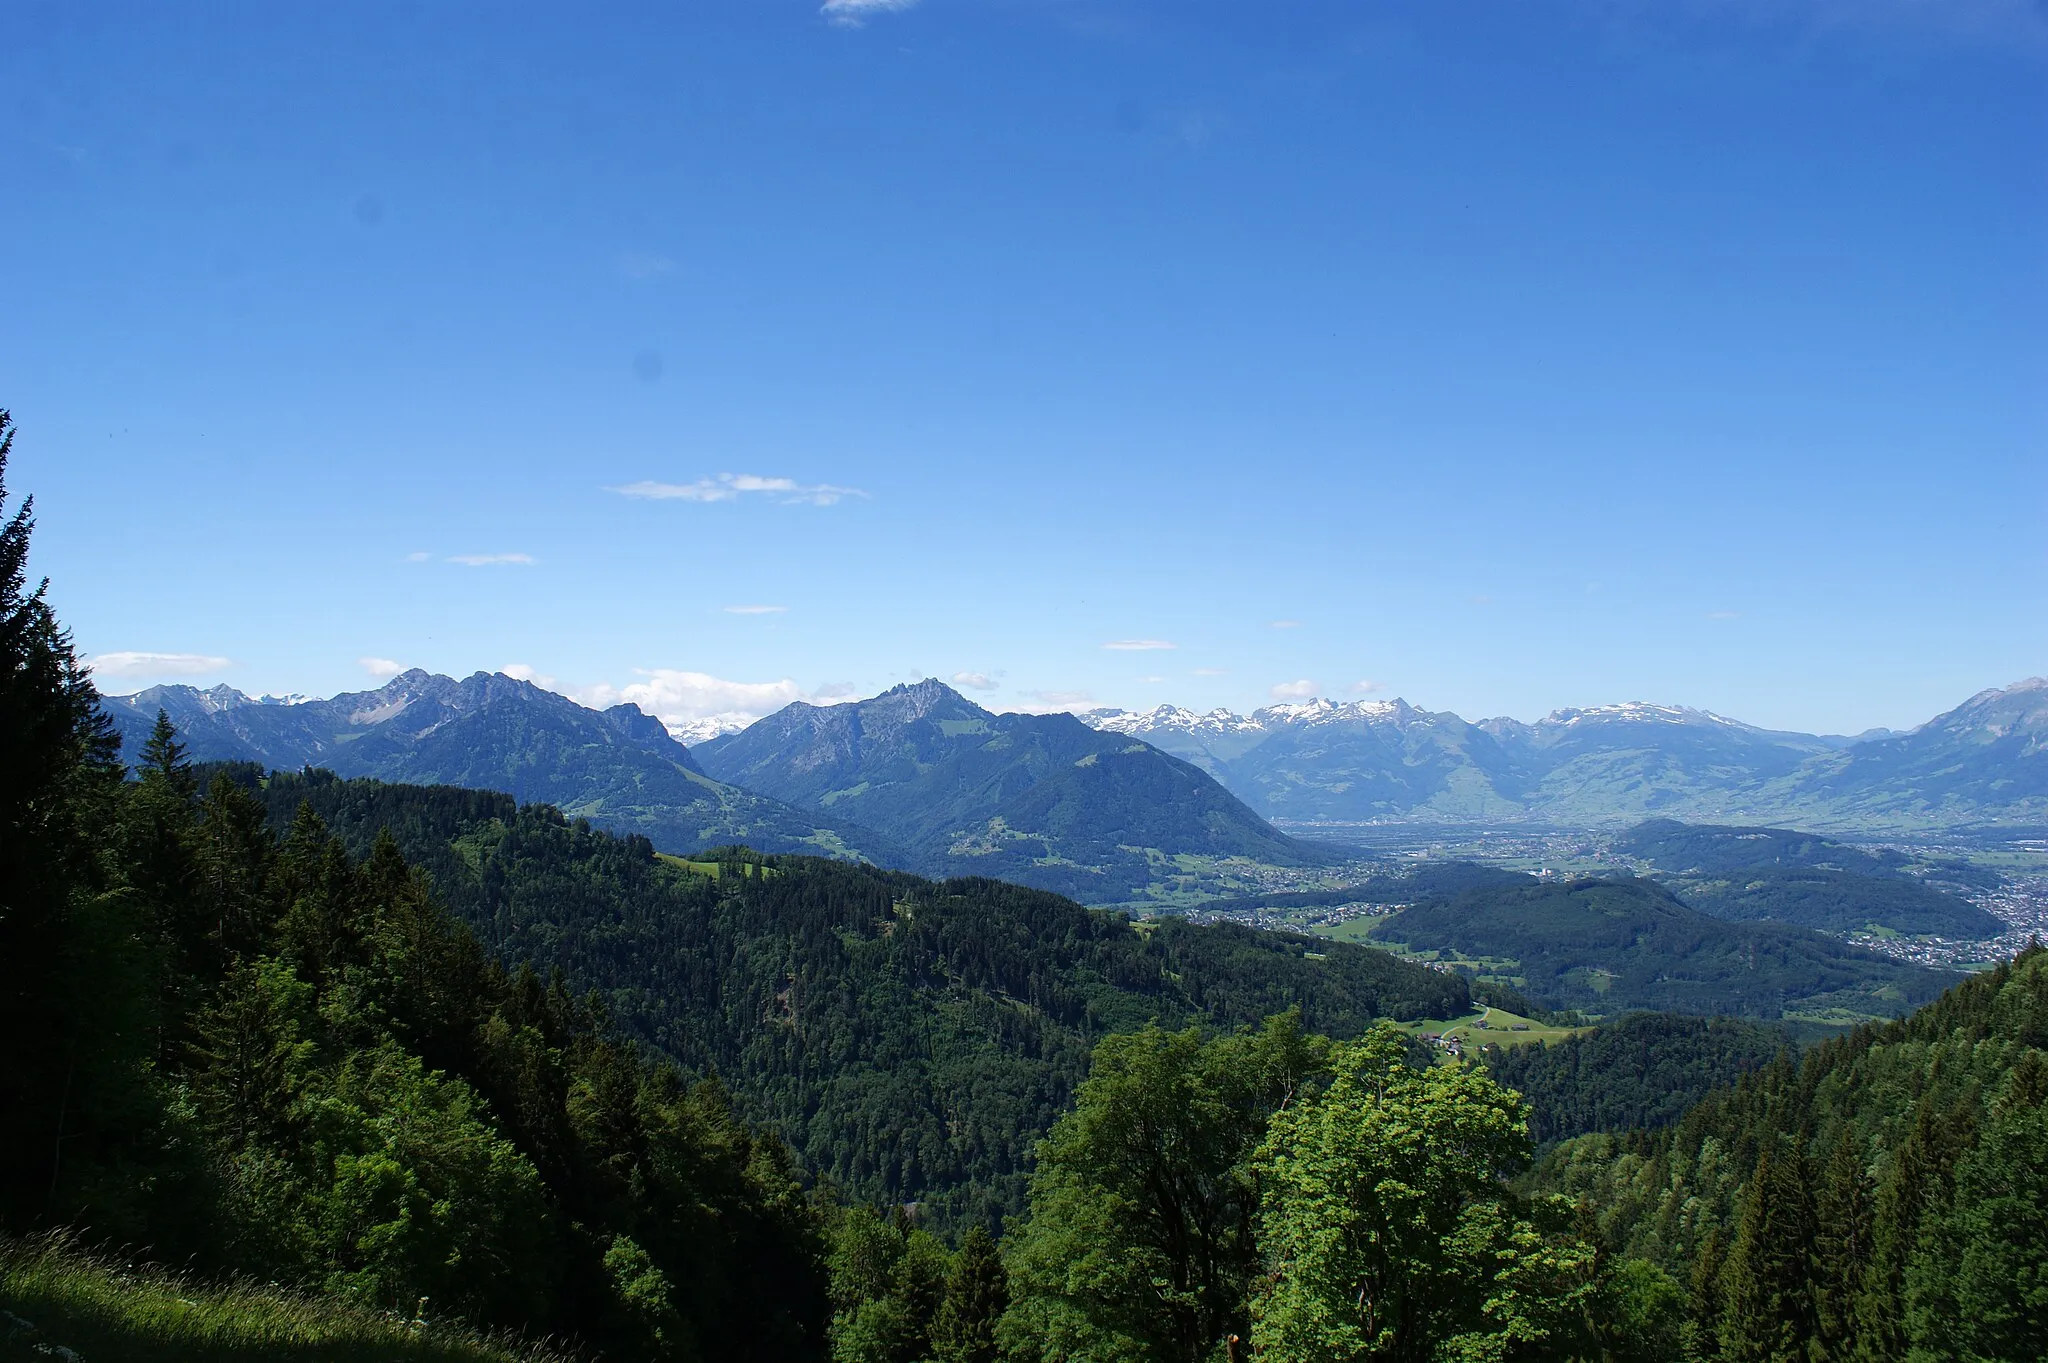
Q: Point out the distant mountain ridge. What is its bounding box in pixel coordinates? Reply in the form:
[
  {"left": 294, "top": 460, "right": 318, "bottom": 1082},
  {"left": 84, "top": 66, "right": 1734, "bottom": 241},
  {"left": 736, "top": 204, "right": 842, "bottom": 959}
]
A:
[
  {"left": 100, "top": 669, "right": 904, "bottom": 864},
  {"left": 103, "top": 672, "right": 1332, "bottom": 906},
  {"left": 1082, "top": 678, "right": 2048, "bottom": 830},
  {"left": 690, "top": 678, "right": 1333, "bottom": 901}
]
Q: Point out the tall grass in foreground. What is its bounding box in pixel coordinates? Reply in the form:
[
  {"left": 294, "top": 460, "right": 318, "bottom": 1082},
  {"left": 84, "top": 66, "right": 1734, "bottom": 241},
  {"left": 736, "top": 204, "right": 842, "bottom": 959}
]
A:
[{"left": 0, "top": 1235, "right": 575, "bottom": 1363}]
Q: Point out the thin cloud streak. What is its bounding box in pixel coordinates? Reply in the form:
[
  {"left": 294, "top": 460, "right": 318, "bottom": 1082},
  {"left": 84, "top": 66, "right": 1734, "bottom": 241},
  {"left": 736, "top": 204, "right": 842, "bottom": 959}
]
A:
[
  {"left": 610, "top": 474, "right": 868, "bottom": 506},
  {"left": 724, "top": 604, "right": 789, "bottom": 615},
  {"left": 822, "top": 0, "right": 918, "bottom": 27},
  {"left": 90, "top": 651, "right": 233, "bottom": 678},
  {"left": 1102, "top": 640, "right": 1176, "bottom": 651},
  {"left": 448, "top": 553, "right": 536, "bottom": 566}
]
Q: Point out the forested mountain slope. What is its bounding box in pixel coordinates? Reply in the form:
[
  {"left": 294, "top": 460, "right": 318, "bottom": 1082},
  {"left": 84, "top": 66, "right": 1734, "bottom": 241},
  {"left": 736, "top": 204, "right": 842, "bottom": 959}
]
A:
[
  {"left": 99, "top": 670, "right": 901, "bottom": 863},
  {"left": 1535, "top": 944, "right": 2048, "bottom": 1361},
  {"left": 1616, "top": 818, "right": 2003, "bottom": 938},
  {"left": 258, "top": 769, "right": 1475, "bottom": 1226},
  {"left": 693, "top": 679, "right": 1332, "bottom": 902},
  {"left": 1368, "top": 872, "right": 1957, "bottom": 1020},
  {"left": 1482, "top": 1012, "right": 1794, "bottom": 1144}
]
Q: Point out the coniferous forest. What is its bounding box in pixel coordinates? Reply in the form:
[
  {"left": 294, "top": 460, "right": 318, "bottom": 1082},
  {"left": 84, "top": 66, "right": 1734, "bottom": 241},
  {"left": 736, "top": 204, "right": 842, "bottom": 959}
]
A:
[{"left": 4, "top": 415, "right": 2046, "bottom": 1359}]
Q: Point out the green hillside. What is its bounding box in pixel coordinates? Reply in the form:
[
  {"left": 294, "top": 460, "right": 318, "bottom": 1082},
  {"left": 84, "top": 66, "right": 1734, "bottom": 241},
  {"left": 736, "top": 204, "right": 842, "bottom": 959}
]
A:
[
  {"left": 1617, "top": 818, "right": 2004, "bottom": 938},
  {"left": 1367, "top": 873, "right": 1958, "bottom": 1020},
  {"left": 0, "top": 1236, "right": 569, "bottom": 1363},
  {"left": 262, "top": 768, "right": 1471, "bottom": 1226},
  {"left": 1534, "top": 944, "right": 2048, "bottom": 1361},
  {"left": 1481, "top": 1012, "right": 1794, "bottom": 1143}
]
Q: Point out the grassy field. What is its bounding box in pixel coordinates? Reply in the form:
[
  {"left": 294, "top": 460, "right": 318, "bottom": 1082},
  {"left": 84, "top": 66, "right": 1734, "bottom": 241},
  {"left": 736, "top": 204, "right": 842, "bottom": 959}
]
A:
[
  {"left": 657, "top": 853, "right": 780, "bottom": 881},
  {"left": 1394, "top": 1005, "right": 1585, "bottom": 1053},
  {"left": 0, "top": 1236, "right": 572, "bottom": 1363}
]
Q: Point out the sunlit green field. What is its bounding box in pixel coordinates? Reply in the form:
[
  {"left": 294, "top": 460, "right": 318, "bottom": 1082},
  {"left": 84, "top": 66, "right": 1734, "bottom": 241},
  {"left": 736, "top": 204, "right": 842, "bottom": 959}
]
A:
[{"left": 1394, "top": 1005, "right": 1585, "bottom": 1052}]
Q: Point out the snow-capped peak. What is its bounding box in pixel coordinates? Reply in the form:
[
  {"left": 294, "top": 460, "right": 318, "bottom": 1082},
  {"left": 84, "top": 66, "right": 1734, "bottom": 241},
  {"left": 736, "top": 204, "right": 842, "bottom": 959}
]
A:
[
  {"left": 1080, "top": 697, "right": 1416, "bottom": 737},
  {"left": 1538, "top": 701, "right": 1747, "bottom": 730},
  {"left": 1253, "top": 697, "right": 1409, "bottom": 727},
  {"left": 666, "top": 713, "right": 757, "bottom": 746},
  {"left": 1085, "top": 704, "right": 1266, "bottom": 737}
]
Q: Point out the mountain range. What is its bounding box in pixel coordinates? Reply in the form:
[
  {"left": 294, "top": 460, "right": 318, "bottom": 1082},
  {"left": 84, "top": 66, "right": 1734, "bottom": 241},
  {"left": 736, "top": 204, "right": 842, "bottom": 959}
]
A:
[
  {"left": 98, "top": 670, "right": 906, "bottom": 865},
  {"left": 101, "top": 672, "right": 2048, "bottom": 913},
  {"left": 688, "top": 678, "right": 1330, "bottom": 901},
  {"left": 100, "top": 672, "right": 1330, "bottom": 904},
  {"left": 1082, "top": 677, "right": 2048, "bottom": 831}
]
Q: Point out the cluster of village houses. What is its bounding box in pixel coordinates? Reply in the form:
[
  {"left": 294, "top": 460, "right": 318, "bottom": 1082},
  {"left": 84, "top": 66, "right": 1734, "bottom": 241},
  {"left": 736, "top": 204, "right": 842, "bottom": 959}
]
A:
[{"left": 1420, "top": 1014, "right": 1533, "bottom": 1058}]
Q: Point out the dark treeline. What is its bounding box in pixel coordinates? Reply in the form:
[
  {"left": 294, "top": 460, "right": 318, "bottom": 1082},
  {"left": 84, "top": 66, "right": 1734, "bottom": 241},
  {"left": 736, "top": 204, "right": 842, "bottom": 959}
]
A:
[{"left": 4, "top": 723, "right": 828, "bottom": 1349}]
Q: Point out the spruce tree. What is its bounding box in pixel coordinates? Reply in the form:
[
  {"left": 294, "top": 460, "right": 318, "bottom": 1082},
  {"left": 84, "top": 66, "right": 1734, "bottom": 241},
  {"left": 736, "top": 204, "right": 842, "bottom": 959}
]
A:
[
  {"left": 0, "top": 409, "right": 133, "bottom": 1224},
  {"left": 196, "top": 770, "right": 278, "bottom": 960},
  {"left": 1810, "top": 1131, "right": 1874, "bottom": 1363},
  {"left": 1680, "top": 1225, "right": 1727, "bottom": 1363},
  {"left": 1857, "top": 1102, "right": 1948, "bottom": 1362},
  {"left": 125, "top": 709, "right": 205, "bottom": 1053},
  {"left": 1719, "top": 1144, "right": 1817, "bottom": 1363},
  {"left": 931, "top": 1225, "right": 1008, "bottom": 1363}
]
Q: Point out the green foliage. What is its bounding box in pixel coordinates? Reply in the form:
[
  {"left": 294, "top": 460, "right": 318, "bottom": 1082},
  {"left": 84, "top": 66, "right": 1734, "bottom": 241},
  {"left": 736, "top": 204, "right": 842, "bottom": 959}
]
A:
[
  {"left": 824, "top": 1209, "right": 954, "bottom": 1363},
  {"left": 931, "top": 1226, "right": 1009, "bottom": 1363},
  {"left": 999, "top": 1015, "right": 1328, "bottom": 1363},
  {"left": 1248, "top": 1025, "right": 1591, "bottom": 1362},
  {"left": 0, "top": 496, "right": 831, "bottom": 1363}
]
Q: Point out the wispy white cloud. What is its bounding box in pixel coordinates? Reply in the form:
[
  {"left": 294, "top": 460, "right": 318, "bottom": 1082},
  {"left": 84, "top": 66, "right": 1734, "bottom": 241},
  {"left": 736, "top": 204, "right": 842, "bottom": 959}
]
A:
[
  {"left": 951, "top": 671, "right": 999, "bottom": 691},
  {"left": 1140, "top": 675, "right": 1166, "bottom": 684},
  {"left": 724, "top": 604, "right": 789, "bottom": 615},
  {"left": 359, "top": 657, "right": 406, "bottom": 679},
  {"left": 90, "top": 651, "right": 233, "bottom": 679},
  {"left": 610, "top": 474, "right": 867, "bottom": 506},
  {"left": 822, "top": 0, "right": 918, "bottom": 27},
  {"left": 1003, "top": 689, "right": 1095, "bottom": 713},
  {"left": 1352, "top": 679, "right": 1387, "bottom": 695},
  {"left": 1269, "top": 619, "right": 1301, "bottom": 629},
  {"left": 502, "top": 663, "right": 559, "bottom": 689},
  {"left": 1102, "top": 639, "right": 1176, "bottom": 651},
  {"left": 403, "top": 551, "right": 432, "bottom": 563},
  {"left": 1270, "top": 679, "right": 1318, "bottom": 701},
  {"left": 619, "top": 251, "right": 677, "bottom": 279},
  {"left": 448, "top": 552, "right": 536, "bottom": 567},
  {"left": 572, "top": 670, "right": 838, "bottom": 740}
]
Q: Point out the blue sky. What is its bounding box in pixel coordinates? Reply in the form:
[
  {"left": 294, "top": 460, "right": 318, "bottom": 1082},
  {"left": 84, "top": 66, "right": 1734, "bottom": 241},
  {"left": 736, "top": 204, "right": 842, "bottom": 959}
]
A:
[{"left": 3, "top": 0, "right": 2042, "bottom": 736}]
